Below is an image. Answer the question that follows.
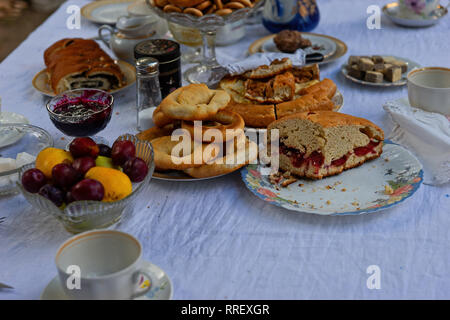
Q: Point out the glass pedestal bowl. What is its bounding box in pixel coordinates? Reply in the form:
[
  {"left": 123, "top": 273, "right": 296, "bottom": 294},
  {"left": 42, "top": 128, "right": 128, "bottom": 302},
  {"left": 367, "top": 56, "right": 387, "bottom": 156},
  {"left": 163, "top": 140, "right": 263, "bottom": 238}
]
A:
[
  {"left": 147, "top": 0, "right": 263, "bottom": 87},
  {"left": 18, "top": 134, "right": 155, "bottom": 234}
]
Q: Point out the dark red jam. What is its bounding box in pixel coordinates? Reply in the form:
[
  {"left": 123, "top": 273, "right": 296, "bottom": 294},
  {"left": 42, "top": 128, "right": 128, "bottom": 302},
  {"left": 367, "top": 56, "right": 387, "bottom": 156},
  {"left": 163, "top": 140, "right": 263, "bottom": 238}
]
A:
[
  {"left": 331, "top": 155, "right": 347, "bottom": 167},
  {"left": 353, "top": 140, "right": 381, "bottom": 157},
  {"left": 280, "top": 144, "right": 324, "bottom": 170},
  {"left": 50, "top": 101, "right": 112, "bottom": 137},
  {"left": 280, "top": 140, "right": 381, "bottom": 170}
]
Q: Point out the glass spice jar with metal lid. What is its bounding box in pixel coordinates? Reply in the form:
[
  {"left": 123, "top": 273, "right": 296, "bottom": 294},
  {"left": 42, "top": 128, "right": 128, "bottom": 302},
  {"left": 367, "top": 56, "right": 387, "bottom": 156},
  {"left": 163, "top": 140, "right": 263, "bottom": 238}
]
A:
[
  {"left": 134, "top": 39, "right": 181, "bottom": 99},
  {"left": 135, "top": 57, "right": 161, "bottom": 132}
]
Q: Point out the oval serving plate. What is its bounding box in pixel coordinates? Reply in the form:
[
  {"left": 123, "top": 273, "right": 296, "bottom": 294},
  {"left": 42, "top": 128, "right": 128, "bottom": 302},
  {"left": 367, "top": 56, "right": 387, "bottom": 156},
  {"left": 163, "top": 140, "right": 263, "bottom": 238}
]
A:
[
  {"left": 81, "top": 0, "right": 134, "bottom": 25},
  {"left": 241, "top": 140, "right": 423, "bottom": 216},
  {"left": 32, "top": 60, "right": 136, "bottom": 97},
  {"left": 341, "top": 56, "right": 421, "bottom": 87}
]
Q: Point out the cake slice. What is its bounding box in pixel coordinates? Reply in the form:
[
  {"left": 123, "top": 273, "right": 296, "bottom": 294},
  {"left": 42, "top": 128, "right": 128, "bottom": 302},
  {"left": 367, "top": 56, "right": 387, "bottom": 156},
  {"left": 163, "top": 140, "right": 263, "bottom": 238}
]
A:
[{"left": 267, "top": 111, "right": 384, "bottom": 179}]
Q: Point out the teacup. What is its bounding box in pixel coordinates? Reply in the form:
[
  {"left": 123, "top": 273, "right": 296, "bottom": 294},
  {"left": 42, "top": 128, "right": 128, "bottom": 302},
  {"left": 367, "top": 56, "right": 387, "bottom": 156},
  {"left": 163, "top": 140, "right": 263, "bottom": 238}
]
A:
[
  {"left": 397, "top": 0, "right": 440, "bottom": 19},
  {"left": 407, "top": 67, "right": 450, "bottom": 115},
  {"left": 55, "top": 230, "right": 152, "bottom": 300}
]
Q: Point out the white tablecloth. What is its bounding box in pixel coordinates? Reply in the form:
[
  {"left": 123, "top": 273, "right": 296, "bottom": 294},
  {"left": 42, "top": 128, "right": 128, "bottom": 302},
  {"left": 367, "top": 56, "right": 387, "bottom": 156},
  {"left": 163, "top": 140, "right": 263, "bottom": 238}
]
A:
[{"left": 1, "top": 0, "right": 450, "bottom": 300}]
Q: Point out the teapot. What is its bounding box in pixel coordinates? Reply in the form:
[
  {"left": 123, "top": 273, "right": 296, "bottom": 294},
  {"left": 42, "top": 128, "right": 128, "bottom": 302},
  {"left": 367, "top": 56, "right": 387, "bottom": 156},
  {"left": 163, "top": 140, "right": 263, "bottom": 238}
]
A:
[
  {"left": 98, "top": 15, "right": 159, "bottom": 63},
  {"left": 262, "top": 0, "right": 320, "bottom": 33}
]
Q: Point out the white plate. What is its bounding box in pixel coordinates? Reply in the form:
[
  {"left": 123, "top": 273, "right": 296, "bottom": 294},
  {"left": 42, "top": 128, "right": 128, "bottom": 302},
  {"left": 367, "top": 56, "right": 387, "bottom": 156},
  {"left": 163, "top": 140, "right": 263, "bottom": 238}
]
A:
[
  {"left": 341, "top": 56, "right": 421, "bottom": 87},
  {"left": 81, "top": 0, "right": 134, "bottom": 25},
  {"left": 32, "top": 60, "right": 136, "bottom": 97},
  {"left": 40, "top": 260, "right": 172, "bottom": 300},
  {"left": 241, "top": 141, "right": 423, "bottom": 216},
  {"left": 0, "top": 112, "right": 29, "bottom": 148},
  {"left": 261, "top": 34, "right": 337, "bottom": 59},
  {"left": 383, "top": 2, "right": 448, "bottom": 27}
]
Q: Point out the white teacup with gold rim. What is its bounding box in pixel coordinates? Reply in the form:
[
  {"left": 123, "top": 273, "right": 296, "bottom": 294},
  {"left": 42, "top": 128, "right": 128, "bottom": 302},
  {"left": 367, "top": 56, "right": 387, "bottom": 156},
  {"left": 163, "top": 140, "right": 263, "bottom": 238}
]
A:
[
  {"left": 397, "top": 0, "right": 441, "bottom": 19},
  {"left": 55, "top": 230, "right": 153, "bottom": 300},
  {"left": 407, "top": 67, "right": 450, "bottom": 115}
]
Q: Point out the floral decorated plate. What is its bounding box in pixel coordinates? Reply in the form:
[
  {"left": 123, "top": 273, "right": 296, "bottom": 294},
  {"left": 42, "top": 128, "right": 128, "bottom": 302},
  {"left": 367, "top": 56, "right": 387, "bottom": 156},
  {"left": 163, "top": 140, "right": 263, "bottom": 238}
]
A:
[{"left": 241, "top": 141, "right": 423, "bottom": 216}]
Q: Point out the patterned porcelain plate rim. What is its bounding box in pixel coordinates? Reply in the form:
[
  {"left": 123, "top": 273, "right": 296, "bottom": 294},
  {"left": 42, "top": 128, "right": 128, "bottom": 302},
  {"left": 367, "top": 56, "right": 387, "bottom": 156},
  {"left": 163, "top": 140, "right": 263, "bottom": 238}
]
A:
[
  {"left": 32, "top": 60, "right": 136, "bottom": 97},
  {"left": 248, "top": 33, "right": 348, "bottom": 65},
  {"left": 382, "top": 2, "right": 448, "bottom": 27},
  {"left": 261, "top": 34, "right": 337, "bottom": 59},
  {"left": 341, "top": 55, "right": 421, "bottom": 87},
  {"left": 40, "top": 260, "right": 173, "bottom": 300},
  {"left": 241, "top": 140, "right": 423, "bottom": 216},
  {"left": 81, "top": 0, "right": 134, "bottom": 25}
]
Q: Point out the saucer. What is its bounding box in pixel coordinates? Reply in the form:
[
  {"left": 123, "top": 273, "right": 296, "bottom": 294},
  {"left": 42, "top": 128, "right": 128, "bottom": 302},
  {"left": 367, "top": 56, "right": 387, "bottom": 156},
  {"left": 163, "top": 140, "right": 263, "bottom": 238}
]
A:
[
  {"left": 383, "top": 2, "right": 448, "bottom": 27},
  {"left": 81, "top": 0, "right": 134, "bottom": 25},
  {"left": 40, "top": 260, "right": 173, "bottom": 300},
  {"left": 0, "top": 112, "right": 29, "bottom": 148}
]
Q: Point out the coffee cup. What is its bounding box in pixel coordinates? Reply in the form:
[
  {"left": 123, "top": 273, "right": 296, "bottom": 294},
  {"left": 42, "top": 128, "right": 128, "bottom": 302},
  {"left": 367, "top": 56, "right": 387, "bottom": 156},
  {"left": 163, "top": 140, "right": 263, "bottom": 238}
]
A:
[
  {"left": 397, "top": 0, "right": 440, "bottom": 19},
  {"left": 407, "top": 67, "right": 450, "bottom": 115},
  {"left": 55, "top": 230, "right": 153, "bottom": 300}
]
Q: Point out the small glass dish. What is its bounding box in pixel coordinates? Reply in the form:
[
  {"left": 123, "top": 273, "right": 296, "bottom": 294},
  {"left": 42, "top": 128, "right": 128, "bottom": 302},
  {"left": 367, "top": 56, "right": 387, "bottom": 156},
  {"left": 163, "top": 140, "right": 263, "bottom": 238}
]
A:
[
  {"left": 0, "top": 123, "right": 53, "bottom": 196},
  {"left": 17, "top": 134, "right": 155, "bottom": 234},
  {"left": 46, "top": 89, "right": 114, "bottom": 137}
]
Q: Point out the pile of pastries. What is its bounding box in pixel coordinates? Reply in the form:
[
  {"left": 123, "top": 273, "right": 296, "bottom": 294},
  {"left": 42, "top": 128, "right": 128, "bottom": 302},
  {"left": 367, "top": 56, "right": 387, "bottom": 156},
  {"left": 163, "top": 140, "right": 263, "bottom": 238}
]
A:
[
  {"left": 153, "top": 0, "right": 258, "bottom": 17},
  {"left": 137, "top": 84, "right": 257, "bottom": 178},
  {"left": 219, "top": 58, "right": 338, "bottom": 127}
]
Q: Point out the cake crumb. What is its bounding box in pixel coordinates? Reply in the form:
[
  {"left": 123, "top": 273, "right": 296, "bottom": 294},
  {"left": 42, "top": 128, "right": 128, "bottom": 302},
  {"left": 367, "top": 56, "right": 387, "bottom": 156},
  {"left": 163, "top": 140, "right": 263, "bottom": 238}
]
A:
[
  {"left": 326, "top": 200, "right": 331, "bottom": 205},
  {"left": 298, "top": 183, "right": 304, "bottom": 187},
  {"left": 341, "top": 188, "right": 347, "bottom": 192},
  {"left": 351, "top": 201, "right": 359, "bottom": 206},
  {"left": 326, "top": 185, "right": 333, "bottom": 190},
  {"left": 384, "top": 184, "right": 394, "bottom": 195},
  {"left": 384, "top": 158, "right": 389, "bottom": 162},
  {"left": 281, "top": 178, "right": 298, "bottom": 187}
]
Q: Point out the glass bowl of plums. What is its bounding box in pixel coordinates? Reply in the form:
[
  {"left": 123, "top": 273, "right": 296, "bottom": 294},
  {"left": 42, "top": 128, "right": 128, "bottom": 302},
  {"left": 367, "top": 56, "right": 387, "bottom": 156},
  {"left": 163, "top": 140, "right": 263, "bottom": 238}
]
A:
[{"left": 18, "top": 134, "right": 155, "bottom": 233}]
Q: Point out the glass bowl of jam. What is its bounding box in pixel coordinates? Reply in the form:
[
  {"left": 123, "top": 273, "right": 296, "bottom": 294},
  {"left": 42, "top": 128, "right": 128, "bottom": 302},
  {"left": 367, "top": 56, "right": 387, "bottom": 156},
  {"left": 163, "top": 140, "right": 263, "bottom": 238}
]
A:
[{"left": 46, "top": 89, "right": 114, "bottom": 137}]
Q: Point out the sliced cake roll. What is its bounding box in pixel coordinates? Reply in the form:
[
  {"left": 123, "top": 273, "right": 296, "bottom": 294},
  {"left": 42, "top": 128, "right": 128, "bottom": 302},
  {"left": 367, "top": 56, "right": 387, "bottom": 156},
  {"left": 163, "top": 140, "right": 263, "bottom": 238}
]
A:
[
  {"left": 44, "top": 38, "right": 125, "bottom": 94},
  {"left": 267, "top": 111, "right": 384, "bottom": 179}
]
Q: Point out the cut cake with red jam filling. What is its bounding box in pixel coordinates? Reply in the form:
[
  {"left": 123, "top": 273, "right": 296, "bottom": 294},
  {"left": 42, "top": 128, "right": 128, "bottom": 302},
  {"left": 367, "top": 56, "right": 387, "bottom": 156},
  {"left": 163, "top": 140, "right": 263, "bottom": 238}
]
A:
[{"left": 268, "top": 111, "right": 385, "bottom": 179}]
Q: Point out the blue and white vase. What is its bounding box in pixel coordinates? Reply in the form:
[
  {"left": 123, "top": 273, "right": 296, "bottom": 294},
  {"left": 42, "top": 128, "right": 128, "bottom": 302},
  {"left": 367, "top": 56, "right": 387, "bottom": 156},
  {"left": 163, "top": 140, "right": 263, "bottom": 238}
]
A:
[{"left": 262, "top": 0, "right": 320, "bottom": 33}]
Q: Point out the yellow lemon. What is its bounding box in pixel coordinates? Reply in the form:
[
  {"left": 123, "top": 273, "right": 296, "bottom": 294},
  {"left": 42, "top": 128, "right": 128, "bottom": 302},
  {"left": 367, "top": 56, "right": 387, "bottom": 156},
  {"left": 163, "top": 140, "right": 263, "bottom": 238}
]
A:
[
  {"left": 35, "top": 147, "right": 73, "bottom": 179},
  {"left": 85, "top": 167, "right": 132, "bottom": 202}
]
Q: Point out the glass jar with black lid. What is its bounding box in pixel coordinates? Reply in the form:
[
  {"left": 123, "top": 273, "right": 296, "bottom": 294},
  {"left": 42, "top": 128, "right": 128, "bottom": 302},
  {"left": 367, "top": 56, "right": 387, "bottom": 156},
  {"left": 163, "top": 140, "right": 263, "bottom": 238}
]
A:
[{"left": 134, "top": 39, "right": 181, "bottom": 99}]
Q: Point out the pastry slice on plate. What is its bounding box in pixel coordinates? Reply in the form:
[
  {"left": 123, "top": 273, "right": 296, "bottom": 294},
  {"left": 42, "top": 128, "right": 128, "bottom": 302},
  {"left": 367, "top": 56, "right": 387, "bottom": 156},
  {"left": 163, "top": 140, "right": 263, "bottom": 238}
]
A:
[{"left": 267, "top": 111, "right": 384, "bottom": 179}]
